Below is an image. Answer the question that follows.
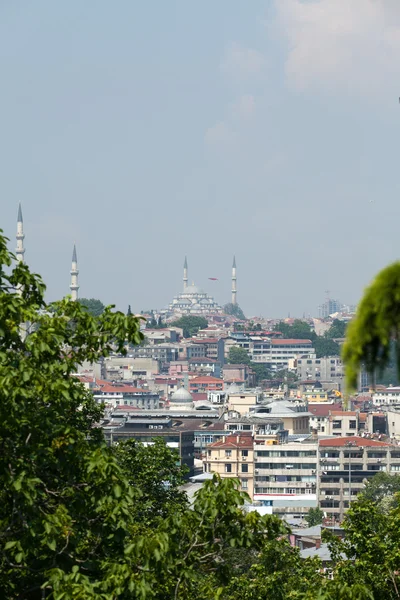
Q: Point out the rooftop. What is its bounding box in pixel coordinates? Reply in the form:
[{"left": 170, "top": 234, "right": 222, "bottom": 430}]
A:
[
  {"left": 208, "top": 434, "right": 254, "bottom": 450},
  {"left": 319, "top": 436, "right": 390, "bottom": 447}
]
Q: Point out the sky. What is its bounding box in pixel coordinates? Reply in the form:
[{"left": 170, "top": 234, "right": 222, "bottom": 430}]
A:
[{"left": 1, "top": 0, "right": 400, "bottom": 318}]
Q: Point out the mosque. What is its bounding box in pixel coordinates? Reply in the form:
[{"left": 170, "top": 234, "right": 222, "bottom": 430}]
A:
[
  {"left": 14, "top": 206, "right": 238, "bottom": 315},
  {"left": 166, "top": 256, "right": 237, "bottom": 318}
]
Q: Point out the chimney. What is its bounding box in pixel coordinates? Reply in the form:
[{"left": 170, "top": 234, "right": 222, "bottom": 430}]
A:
[{"left": 315, "top": 539, "right": 321, "bottom": 549}]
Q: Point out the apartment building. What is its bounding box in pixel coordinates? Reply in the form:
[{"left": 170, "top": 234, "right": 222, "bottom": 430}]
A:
[
  {"left": 93, "top": 381, "right": 160, "bottom": 409},
  {"left": 296, "top": 357, "right": 344, "bottom": 389},
  {"left": 373, "top": 387, "right": 400, "bottom": 406},
  {"left": 253, "top": 441, "right": 318, "bottom": 518},
  {"left": 226, "top": 334, "right": 315, "bottom": 369},
  {"left": 204, "top": 434, "right": 254, "bottom": 498},
  {"left": 189, "top": 375, "right": 224, "bottom": 393},
  {"left": 325, "top": 411, "right": 367, "bottom": 437},
  {"left": 319, "top": 437, "right": 400, "bottom": 521},
  {"left": 308, "top": 403, "right": 342, "bottom": 434}
]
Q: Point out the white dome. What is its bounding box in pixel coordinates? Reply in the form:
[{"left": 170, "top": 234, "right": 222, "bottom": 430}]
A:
[
  {"left": 185, "top": 284, "right": 204, "bottom": 294},
  {"left": 170, "top": 387, "right": 193, "bottom": 404}
]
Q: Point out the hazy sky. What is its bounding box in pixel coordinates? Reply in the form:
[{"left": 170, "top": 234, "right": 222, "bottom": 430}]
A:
[{"left": 2, "top": 0, "right": 400, "bottom": 318}]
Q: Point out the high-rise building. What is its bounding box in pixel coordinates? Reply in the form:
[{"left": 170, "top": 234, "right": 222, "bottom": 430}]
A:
[{"left": 16, "top": 203, "right": 25, "bottom": 263}]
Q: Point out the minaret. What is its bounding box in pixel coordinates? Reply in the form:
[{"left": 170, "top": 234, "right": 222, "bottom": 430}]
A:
[
  {"left": 16, "top": 203, "right": 25, "bottom": 263},
  {"left": 231, "top": 255, "right": 237, "bottom": 305},
  {"left": 183, "top": 256, "right": 188, "bottom": 290},
  {"left": 70, "top": 244, "right": 79, "bottom": 301}
]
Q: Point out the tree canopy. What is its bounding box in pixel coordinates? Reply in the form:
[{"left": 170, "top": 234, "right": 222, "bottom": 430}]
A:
[
  {"left": 170, "top": 315, "right": 208, "bottom": 338},
  {"left": 78, "top": 297, "right": 105, "bottom": 316},
  {"left": 305, "top": 507, "right": 324, "bottom": 527},
  {"left": 227, "top": 346, "right": 251, "bottom": 365},
  {"left": 343, "top": 262, "right": 400, "bottom": 389},
  {"left": 224, "top": 303, "right": 246, "bottom": 320}
]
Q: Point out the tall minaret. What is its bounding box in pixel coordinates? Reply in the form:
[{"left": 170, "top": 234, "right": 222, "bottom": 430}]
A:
[
  {"left": 16, "top": 203, "right": 25, "bottom": 263},
  {"left": 183, "top": 256, "right": 188, "bottom": 290},
  {"left": 70, "top": 244, "right": 79, "bottom": 301},
  {"left": 231, "top": 255, "right": 237, "bottom": 305}
]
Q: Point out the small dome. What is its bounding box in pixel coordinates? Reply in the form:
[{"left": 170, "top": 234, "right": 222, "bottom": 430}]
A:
[{"left": 170, "top": 386, "right": 193, "bottom": 404}]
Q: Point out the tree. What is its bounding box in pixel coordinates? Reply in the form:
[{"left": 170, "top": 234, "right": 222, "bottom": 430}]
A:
[
  {"left": 325, "top": 495, "right": 400, "bottom": 600},
  {"left": 314, "top": 337, "right": 341, "bottom": 358},
  {"left": 305, "top": 507, "right": 324, "bottom": 527},
  {"left": 274, "top": 319, "right": 314, "bottom": 340},
  {"left": 325, "top": 319, "right": 347, "bottom": 339},
  {"left": 343, "top": 262, "right": 400, "bottom": 389},
  {"left": 358, "top": 472, "right": 400, "bottom": 513},
  {"left": 0, "top": 231, "right": 155, "bottom": 598},
  {"left": 170, "top": 315, "right": 208, "bottom": 338},
  {"left": 251, "top": 362, "right": 272, "bottom": 384},
  {"left": 224, "top": 303, "right": 246, "bottom": 320},
  {"left": 78, "top": 297, "right": 105, "bottom": 316},
  {"left": 114, "top": 438, "right": 189, "bottom": 524},
  {"left": 227, "top": 346, "right": 251, "bottom": 365}
]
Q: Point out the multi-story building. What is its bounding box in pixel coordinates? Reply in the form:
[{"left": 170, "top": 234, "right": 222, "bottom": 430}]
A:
[
  {"left": 226, "top": 334, "right": 315, "bottom": 369},
  {"left": 251, "top": 339, "right": 315, "bottom": 369},
  {"left": 204, "top": 434, "right": 254, "bottom": 498},
  {"left": 297, "top": 356, "right": 344, "bottom": 389},
  {"left": 191, "top": 338, "right": 225, "bottom": 364},
  {"left": 319, "top": 299, "right": 342, "bottom": 319},
  {"left": 308, "top": 403, "right": 342, "bottom": 434},
  {"left": 253, "top": 440, "right": 318, "bottom": 518},
  {"left": 325, "top": 411, "right": 367, "bottom": 437},
  {"left": 127, "top": 343, "right": 180, "bottom": 365},
  {"left": 318, "top": 436, "right": 400, "bottom": 521},
  {"left": 93, "top": 380, "right": 160, "bottom": 409},
  {"left": 251, "top": 400, "right": 311, "bottom": 435},
  {"left": 373, "top": 387, "right": 400, "bottom": 406},
  {"left": 189, "top": 375, "right": 224, "bottom": 393}
]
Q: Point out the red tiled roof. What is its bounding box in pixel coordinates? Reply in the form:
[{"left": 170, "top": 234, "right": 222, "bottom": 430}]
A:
[
  {"left": 209, "top": 435, "right": 254, "bottom": 449},
  {"left": 330, "top": 411, "right": 358, "bottom": 417},
  {"left": 309, "top": 403, "right": 342, "bottom": 417},
  {"left": 319, "top": 436, "right": 390, "bottom": 447},
  {"left": 271, "top": 339, "right": 313, "bottom": 345},
  {"left": 114, "top": 405, "right": 143, "bottom": 411},
  {"left": 192, "top": 338, "right": 219, "bottom": 344},
  {"left": 190, "top": 376, "right": 223, "bottom": 384}
]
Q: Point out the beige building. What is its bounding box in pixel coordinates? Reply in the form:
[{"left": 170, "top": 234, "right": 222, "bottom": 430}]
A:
[
  {"left": 204, "top": 434, "right": 254, "bottom": 499},
  {"left": 227, "top": 391, "right": 261, "bottom": 416},
  {"left": 326, "top": 411, "right": 367, "bottom": 437}
]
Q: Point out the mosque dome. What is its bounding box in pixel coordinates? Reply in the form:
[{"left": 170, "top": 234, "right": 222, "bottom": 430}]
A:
[
  {"left": 185, "top": 284, "right": 204, "bottom": 294},
  {"left": 170, "top": 386, "right": 194, "bottom": 407}
]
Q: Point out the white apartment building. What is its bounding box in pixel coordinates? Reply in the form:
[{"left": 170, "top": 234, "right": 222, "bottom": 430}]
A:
[
  {"left": 373, "top": 387, "right": 400, "bottom": 406},
  {"left": 253, "top": 441, "right": 318, "bottom": 518},
  {"left": 227, "top": 336, "right": 315, "bottom": 369},
  {"left": 319, "top": 437, "right": 400, "bottom": 521}
]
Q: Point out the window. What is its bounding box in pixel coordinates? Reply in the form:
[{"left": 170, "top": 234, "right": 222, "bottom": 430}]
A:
[
  {"left": 225, "top": 450, "right": 232, "bottom": 458},
  {"left": 349, "top": 420, "right": 357, "bottom": 429},
  {"left": 225, "top": 464, "right": 232, "bottom": 473},
  {"left": 241, "top": 479, "right": 248, "bottom": 490},
  {"left": 332, "top": 420, "right": 342, "bottom": 429},
  {"left": 242, "top": 464, "right": 248, "bottom": 473},
  {"left": 242, "top": 449, "right": 249, "bottom": 457}
]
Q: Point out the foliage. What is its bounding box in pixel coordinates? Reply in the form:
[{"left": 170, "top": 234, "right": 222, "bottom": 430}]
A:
[
  {"left": 274, "top": 319, "right": 314, "bottom": 340},
  {"left": 224, "top": 303, "right": 246, "bottom": 320},
  {"left": 314, "top": 337, "right": 341, "bottom": 358},
  {"left": 305, "top": 507, "right": 324, "bottom": 527},
  {"left": 78, "top": 297, "right": 105, "bottom": 316},
  {"left": 146, "top": 312, "right": 165, "bottom": 329},
  {"left": 358, "top": 472, "right": 400, "bottom": 513},
  {"left": 325, "top": 319, "right": 347, "bottom": 340},
  {"left": 324, "top": 495, "right": 400, "bottom": 600},
  {"left": 0, "top": 231, "right": 152, "bottom": 598},
  {"left": 222, "top": 538, "right": 323, "bottom": 600},
  {"left": 342, "top": 262, "right": 400, "bottom": 390},
  {"left": 114, "top": 438, "right": 189, "bottom": 524},
  {"left": 227, "top": 346, "right": 251, "bottom": 365},
  {"left": 250, "top": 362, "right": 272, "bottom": 384},
  {"left": 170, "top": 315, "right": 208, "bottom": 338}
]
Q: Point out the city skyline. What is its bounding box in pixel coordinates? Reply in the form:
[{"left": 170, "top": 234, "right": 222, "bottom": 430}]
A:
[{"left": 2, "top": 1, "right": 400, "bottom": 316}]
